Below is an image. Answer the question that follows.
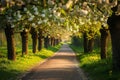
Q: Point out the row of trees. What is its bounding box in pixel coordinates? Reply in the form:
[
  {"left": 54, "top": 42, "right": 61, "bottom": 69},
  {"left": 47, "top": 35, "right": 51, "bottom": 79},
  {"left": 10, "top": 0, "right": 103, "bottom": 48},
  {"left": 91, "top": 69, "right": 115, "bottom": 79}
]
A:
[
  {"left": 0, "top": 0, "right": 120, "bottom": 71},
  {"left": 0, "top": 0, "right": 69, "bottom": 61},
  {"left": 69, "top": 0, "right": 120, "bottom": 72}
]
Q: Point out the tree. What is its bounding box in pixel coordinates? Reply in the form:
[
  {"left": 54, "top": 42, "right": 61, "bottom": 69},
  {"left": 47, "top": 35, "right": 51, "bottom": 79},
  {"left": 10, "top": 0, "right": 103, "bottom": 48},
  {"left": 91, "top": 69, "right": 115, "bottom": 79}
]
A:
[
  {"left": 38, "top": 28, "right": 43, "bottom": 51},
  {"left": 0, "top": 0, "right": 25, "bottom": 60},
  {"left": 44, "top": 36, "right": 50, "bottom": 48},
  {"left": 72, "top": 36, "right": 81, "bottom": 46},
  {"left": 107, "top": 3, "right": 120, "bottom": 71},
  {"left": 20, "top": 29, "right": 29, "bottom": 55},
  {"left": 83, "top": 32, "right": 89, "bottom": 53},
  {"left": 100, "top": 26, "right": 109, "bottom": 59},
  {"left": 5, "top": 25, "right": 16, "bottom": 60},
  {"left": 88, "top": 38, "right": 94, "bottom": 53},
  {"left": 30, "top": 27, "right": 38, "bottom": 53},
  {"left": 50, "top": 37, "right": 55, "bottom": 46}
]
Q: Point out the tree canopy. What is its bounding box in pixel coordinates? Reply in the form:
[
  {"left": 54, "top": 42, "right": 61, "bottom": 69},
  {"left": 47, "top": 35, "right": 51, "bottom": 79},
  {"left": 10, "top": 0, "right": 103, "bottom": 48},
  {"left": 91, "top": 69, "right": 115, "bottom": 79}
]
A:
[{"left": 0, "top": 0, "right": 119, "bottom": 37}]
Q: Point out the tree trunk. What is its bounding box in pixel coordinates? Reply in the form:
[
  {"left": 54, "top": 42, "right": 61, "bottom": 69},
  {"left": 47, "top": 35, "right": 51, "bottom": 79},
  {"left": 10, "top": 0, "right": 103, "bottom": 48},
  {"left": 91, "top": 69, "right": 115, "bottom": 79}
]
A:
[
  {"left": 38, "top": 29, "right": 42, "bottom": 51},
  {"left": 51, "top": 37, "right": 55, "bottom": 46},
  {"left": 56, "top": 39, "right": 59, "bottom": 45},
  {"left": 5, "top": 27, "right": 16, "bottom": 60},
  {"left": 49, "top": 37, "right": 51, "bottom": 46},
  {"left": 20, "top": 30, "right": 29, "bottom": 55},
  {"left": 83, "top": 32, "right": 88, "bottom": 53},
  {"left": 95, "top": 36, "right": 100, "bottom": 48},
  {"left": 107, "top": 13, "right": 120, "bottom": 71},
  {"left": 44, "top": 36, "right": 49, "bottom": 48},
  {"left": 54, "top": 38, "right": 56, "bottom": 46},
  {"left": 88, "top": 38, "right": 94, "bottom": 53},
  {"left": 30, "top": 27, "right": 38, "bottom": 53},
  {"left": 100, "top": 28, "right": 109, "bottom": 59},
  {"left": 54, "top": 38, "right": 57, "bottom": 45}
]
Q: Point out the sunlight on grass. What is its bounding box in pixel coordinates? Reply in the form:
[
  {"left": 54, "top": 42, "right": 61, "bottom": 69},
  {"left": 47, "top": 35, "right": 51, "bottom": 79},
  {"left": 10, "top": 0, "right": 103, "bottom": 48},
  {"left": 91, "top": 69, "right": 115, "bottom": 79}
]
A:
[
  {"left": 70, "top": 44, "right": 120, "bottom": 80},
  {"left": 80, "top": 54, "right": 100, "bottom": 67},
  {"left": 0, "top": 44, "right": 61, "bottom": 80}
]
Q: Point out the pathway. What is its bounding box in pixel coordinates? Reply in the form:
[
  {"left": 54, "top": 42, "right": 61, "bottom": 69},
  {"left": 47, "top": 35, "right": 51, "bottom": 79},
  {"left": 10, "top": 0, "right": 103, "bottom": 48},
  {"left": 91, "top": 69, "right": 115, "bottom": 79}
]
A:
[{"left": 20, "top": 44, "right": 88, "bottom": 80}]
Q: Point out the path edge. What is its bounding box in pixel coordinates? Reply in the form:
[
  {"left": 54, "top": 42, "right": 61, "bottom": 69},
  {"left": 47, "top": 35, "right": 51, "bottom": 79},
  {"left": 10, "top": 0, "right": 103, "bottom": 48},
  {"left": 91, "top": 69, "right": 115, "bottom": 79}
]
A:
[{"left": 16, "top": 48, "right": 61, "bottom": 80}]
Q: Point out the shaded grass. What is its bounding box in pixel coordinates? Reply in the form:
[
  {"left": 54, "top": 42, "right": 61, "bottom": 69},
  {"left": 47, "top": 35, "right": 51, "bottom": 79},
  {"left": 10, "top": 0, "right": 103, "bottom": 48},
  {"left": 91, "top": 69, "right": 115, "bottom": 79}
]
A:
[
  {"left": 0, "top": 44, "right": 61, "bottom": 80},
  {"left": 70, "top": 44, "right": 120, "bottom": 80}
]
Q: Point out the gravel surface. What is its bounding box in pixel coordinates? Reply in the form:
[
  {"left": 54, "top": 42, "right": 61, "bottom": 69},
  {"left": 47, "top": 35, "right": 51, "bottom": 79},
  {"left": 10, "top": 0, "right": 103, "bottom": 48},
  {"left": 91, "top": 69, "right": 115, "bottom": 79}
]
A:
[{"left": 20, "top": 44, "right": 88, "bottom": 80}]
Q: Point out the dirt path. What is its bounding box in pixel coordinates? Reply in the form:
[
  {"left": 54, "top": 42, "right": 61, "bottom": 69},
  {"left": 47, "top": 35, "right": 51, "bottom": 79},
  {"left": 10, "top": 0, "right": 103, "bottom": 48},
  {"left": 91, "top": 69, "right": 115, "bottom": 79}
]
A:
[{"left": 20, "top": 44, "right": 88, "bottom": 80}]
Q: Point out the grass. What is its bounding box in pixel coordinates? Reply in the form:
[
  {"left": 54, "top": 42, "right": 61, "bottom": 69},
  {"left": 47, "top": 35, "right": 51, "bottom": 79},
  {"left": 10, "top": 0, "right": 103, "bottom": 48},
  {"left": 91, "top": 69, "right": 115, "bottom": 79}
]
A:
[
  {"left": 0, "top": 44, "right": 61, "bottom": 80},
  {"left": 70, "top": 44, "right": 120, "bottom": 80}
]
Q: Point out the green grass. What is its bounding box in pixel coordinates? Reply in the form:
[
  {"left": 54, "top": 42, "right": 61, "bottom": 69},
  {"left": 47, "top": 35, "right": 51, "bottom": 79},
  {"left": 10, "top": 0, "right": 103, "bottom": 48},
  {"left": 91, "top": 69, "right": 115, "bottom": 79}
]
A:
[
  {"left": 0, "top": 44, "right": 61, "bottom": 80},
  {"left": 70, "top": 44, "right": 120, "bottom": 80}
]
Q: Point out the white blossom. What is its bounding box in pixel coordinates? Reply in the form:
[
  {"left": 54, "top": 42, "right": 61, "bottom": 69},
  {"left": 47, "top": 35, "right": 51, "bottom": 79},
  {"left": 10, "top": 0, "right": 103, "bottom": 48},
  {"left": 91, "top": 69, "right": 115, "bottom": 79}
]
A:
[
  {"left": 42, "top": 9, "right": 47, "bottom": 13},
  {"left": 38, "top": 21, "right": 42, "bottom": 24},
  {"left": 48, "top": 0, "right": 55, "bottom": 6},
  {"left": 43, "top": 19, "right": 48, "bottom": 23},
  {"left": 24, "top": 7, "right": 27, "bottom": 11},
  {"left": 34, "top": 11, "right": 39, "bottom": 15},
  {"left": 100, "top": 18, "right": 104, "bottom": 21},
  {"left": 56, "top": 12, "right": 61, "bottom": 17},
  {"left": 48, "top": 8, "right": 52, "bottom": 11},
  {"left": 28, "top": 17, "right": 33, "bottom": 21},
  {"left": 53, "top": 9, "right": 56, "bottom": 14},
  {"left": 32, "top": 23, "right": 36, "bottom": 27},
  {"left": 80, "top": 9, "right": 88, "bottom": 15},
  {"left": 17, "top": 14, "right": 22, "bottom": 19},
  {"left": 49, "top": 14, "right": 52, "bottom": 17},
  {"left": 27, "top": 11, "right": 30, "bottom": 14},
  {"left": 33, "top": 6, "right": 38, "bottom": 11},
  {"left": 41, "top": 14, "right": 45, "bottom": 17},
  {"left": 32, "top": 15, "right": 35, "bottom": 17},
  {"left": 28, "top": 15, "right": 34, "bottom": 21},
  {"left": 11, "top": 24, "right": 15, "bottom": 28},
  {"left": 66, "top": 0, "right": 73, "bottom": 9}
]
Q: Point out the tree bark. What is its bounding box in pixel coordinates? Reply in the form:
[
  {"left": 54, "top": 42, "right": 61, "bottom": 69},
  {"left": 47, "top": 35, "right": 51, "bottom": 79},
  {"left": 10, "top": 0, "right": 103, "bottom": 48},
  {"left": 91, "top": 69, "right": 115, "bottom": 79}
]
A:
[
  {"left": 44, "top": 36, "right": 49, "bottom": 48},
  {"left": 83, "top": 32, "right": 88, "bottom": 53},
  {"left": 49, "top": 37, "right": 51, "bottom": 46},
  {"left": 54, "top": 39, "right": 58, "bottom": 46},
  {"left": 51, "top": 37, "right": 55, "bottom": 46},
  {"left": 55, "top": 39, "right": 59, "bottom": 45},
  {"left": 88, "top": 38, "right": 94, "bottom": 53},
  {"left": 30, "top": 27, "right": 38, "bottom": 53},
  {"left": 5, "top": 27, "right": 16, "bottom": 60},
  {"left": 38, "top": 29, "right": 42, "bottom": 51},
  {"left": 20, "top": 30, "right": 29, "bottom": 55},
  {"left": 100, "top": 28, "right": 109, "bottom": 59},
  {"left": 107, "top": 13, "right": 120, "bottom": 71},
  {"left": 54, "top": 38, "right": 56, "bottom": 46}
]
